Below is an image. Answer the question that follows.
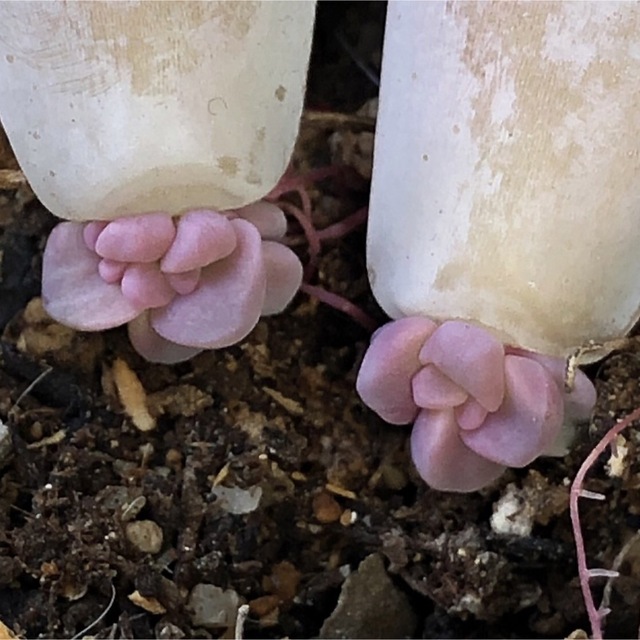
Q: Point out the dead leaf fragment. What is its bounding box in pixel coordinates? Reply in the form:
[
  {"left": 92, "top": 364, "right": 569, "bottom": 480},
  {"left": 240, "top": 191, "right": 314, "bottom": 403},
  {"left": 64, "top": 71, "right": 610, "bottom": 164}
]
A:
[
  {"left": 112, "top": 358, "right": 156, "bottom": 431},
  {"left": 0, "top": 619, "right": 16, "bottom": 639},
  {"left": 0, "top": 169, "right": 26, "bottom": 190},
  {"left": 128, "top": 590, "right": 167, "bottom": 614},
  {"left": 262, "top": 387, "right": 304, "bottom": 416},
  {"left": 325, "top": 483, "right": 357, "bottom": 500},
  {"left": 26, "top": 429, "right": 66, "bottom": 449}
]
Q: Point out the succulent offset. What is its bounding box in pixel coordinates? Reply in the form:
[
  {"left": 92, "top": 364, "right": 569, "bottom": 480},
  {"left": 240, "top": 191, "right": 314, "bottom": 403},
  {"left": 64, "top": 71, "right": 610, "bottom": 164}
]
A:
[{"left": 42, "top": 203, "right": 302, "bottom": 363}]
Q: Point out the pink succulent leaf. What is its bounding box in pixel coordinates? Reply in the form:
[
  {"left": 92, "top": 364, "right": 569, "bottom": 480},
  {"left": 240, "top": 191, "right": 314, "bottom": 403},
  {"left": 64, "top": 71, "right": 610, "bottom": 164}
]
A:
[
  {"left": 506, "top": 347, "right": 596, "bottom": 423},
  {"left": 42, "top": 222, "right": 141, "bottom": 331},
  {"left": 160, "top": 210, "right": 237, "bottom": 274},
  {"left": 121, "top": 263, "right": 176, "bottom": 309},
  {"left": 95, "top": 213, "right": 176, "bottom": 263},
  {"left": 166, "top": 269, "right": 201, "bottom": 296},
  {"left": 261, "top": 241, "right": 303, "bottom": 316},
  {"left": 410, "top": 408, "right": 506, "bottom": 492},
  {"left": 542, "top": 422, "right": 577, "bottom": 458},
  {"left": 151, "top": 218, "right": 266, "bottom": 349},
  {"left": 455, "top": 398, "right": 488, "bottom": 431},
  {"left": 83, "top": 221, "right": 108, "bottom": 251},
  {"left": 411, "top": 364, "right": 468, "bottom": 409},
  {"left": 418, "top": 320, "right": 506, "bottom": 411},
  {"left": 356, "top": 317, "right": 438, "bottom": 425},
  {"left": 233, "top": 201, "right": 288, "bottom": 240},
  {"left": 98, "top": 258, "right": 127, "bottom": 284},
  {"left": 563, "top": 371, "right": 597, "bottom": 423},
  {"left": 128, "top": 312, "right": 203, "bottom": 364},
  {"left": 461, "top": 354, "right": 564, "bottom": 467}
]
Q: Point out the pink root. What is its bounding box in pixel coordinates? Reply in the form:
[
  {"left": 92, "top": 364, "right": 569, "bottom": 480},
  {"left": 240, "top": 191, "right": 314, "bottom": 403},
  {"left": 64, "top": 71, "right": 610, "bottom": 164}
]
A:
[
  {"left": 316, "top": 206, "right": 368, "bottom": 242},
  {"left": 266, "top": 165, "right": 353, "bottom": 201},
  {"left": 269, "top": 166, "right": 372, "bottom": 332},
  {"left": 278, "top": 200, "right": 321, "bottom": 282},
  {"left": 300, "top": 283, "right": 378, "bottom": 333},
  {"left": 569, "top": 407, "right": 640, "bottom": 640}
]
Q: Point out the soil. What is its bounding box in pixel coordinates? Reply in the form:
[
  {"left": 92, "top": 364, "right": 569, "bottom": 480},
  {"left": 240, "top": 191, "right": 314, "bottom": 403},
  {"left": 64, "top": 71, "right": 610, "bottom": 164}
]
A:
[{"left": 1, "top": 2, "right": 640, "bottom": 639}]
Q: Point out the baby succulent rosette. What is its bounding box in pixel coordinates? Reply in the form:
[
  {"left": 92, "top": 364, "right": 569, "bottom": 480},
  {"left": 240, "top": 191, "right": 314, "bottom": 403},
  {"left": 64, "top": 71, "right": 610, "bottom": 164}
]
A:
[
  {"left": 357, "top": 318, "right": 597, "bottom": 492},
  {"left": 42, "top": 202, "right": 302, "bottom": 363}
]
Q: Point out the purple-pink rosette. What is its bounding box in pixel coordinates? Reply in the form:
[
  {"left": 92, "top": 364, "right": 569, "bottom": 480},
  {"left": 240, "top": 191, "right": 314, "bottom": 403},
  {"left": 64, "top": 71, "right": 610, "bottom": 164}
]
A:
[
  {"left": 42, "top": 202, "right": 302, "bottom": 363},
  {"left": 356, "top": 318, "right": 596, "bottom": 492}
]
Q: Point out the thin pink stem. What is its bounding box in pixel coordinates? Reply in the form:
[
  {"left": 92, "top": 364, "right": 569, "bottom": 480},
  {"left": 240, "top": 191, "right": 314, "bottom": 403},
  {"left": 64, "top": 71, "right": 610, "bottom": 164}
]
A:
[
  {"left": 270, "top": 169, "right": 374, "bottom": 332},
  {"left": 569, "top": 406, "right": 640, "bottom": 640},
  {"left": 279, "top": 200, "right": 321, "bottom": 281},
  {"left": 317, "top": 207, "right": 368, "bottom": 241},
  {"left": 301, "top": 283, "right": 378, "bottom": 333},
  {"left": 298, "top": 183, "right": 314, "bottom": 222},
  {"left": 267, "top": 165, "right": 347, "bottom": 201}
]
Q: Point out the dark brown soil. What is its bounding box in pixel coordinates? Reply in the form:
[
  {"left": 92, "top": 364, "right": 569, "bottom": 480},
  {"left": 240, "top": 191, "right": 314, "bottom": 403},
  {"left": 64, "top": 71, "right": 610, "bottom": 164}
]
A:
[{"left": 1, "top": 3, "right": 640, "bottom": 638}]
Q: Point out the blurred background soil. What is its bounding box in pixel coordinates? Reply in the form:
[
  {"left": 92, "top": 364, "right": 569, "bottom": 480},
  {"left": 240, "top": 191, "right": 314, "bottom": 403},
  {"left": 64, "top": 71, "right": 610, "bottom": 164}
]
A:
[{"left": 0, "top": 2, "right": 640, "bottom": 638}]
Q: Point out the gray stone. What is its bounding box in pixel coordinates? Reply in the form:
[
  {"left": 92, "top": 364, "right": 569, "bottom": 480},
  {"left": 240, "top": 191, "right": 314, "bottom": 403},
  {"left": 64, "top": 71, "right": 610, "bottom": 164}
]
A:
[
  {"left": 319, "top": 553, "right": 417, "bottom": 639},
  {"left": 187, "top": 583, "right": 240, "bottom": 629}
]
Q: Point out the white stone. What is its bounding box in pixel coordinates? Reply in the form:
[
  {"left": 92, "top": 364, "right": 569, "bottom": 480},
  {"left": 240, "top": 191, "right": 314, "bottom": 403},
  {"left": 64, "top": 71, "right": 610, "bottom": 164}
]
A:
[
  {"left": 490, "top": 484, "right": 534, "bottom": 537},
  {"left": 0, "top": 1, "right": 315, "bottom": 220},
  {"left": 187, "top": 584, "right": 240, "bottom": 630},
  {"left": 211, "top": 484, "right": 262, "bottom": 515},
  {"left": 368, "top": 1, "right": 640, "bottom": 358}
]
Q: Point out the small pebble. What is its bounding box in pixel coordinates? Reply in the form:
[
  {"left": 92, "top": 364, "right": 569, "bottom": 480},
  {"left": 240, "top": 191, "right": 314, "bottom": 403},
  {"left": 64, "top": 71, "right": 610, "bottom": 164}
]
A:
[
  {"left": 312, "top": 491, "right": 342, "bottom": 524},
  {"left": 187, "top": 583, "right": 240, "bottom": 629},
  {"left": 263, "top": 561, "right": 301, "bottom": 602},
  {"left": 212, "top": 485, "right": 262, "bottom": 515},
  {"left": 381, "top": 464, "right": 408, "bottom": 490},
  {"left": 155, "top": 622, "right": 186, "bottom": 639},
  {"left": 165, "top": 448, "right": 182, "bottom": 471},
  {"left": 28, "top": 421, "right": 43, "bottom": 441},
  {"left": 125, "top": 520, "right": 163, "bottom": 554},
  {"left": 249, "top": 594, "right": 280, "bottom": 617}
]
